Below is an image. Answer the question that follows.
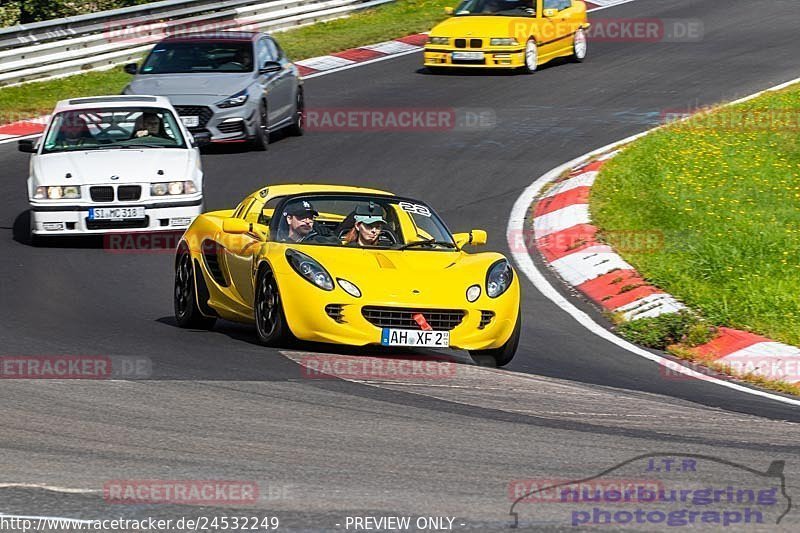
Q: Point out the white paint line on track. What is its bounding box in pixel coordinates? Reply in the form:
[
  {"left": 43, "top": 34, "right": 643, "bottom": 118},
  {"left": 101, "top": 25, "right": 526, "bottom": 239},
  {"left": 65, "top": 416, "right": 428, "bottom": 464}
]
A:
[
  {"left": 507, "top": 76, "right": 800, "bottom": 408},
  {"left": 0, "top": 483, "right": 98, "bottom": 493}
]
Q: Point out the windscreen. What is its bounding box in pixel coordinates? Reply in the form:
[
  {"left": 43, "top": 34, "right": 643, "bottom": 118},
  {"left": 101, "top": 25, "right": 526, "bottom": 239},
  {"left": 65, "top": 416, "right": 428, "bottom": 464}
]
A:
[
  {"left": 140, "top": 41, "right": 254, "bottom": 74},
  {"left": 271, "top": 194, "right": 457, "bottom": 250},
  {"left": 454, "top": 0, "right": 536, "bottom": 15},
  {"left": 41, "top": 107, "right": 187, "bottom": 154}
]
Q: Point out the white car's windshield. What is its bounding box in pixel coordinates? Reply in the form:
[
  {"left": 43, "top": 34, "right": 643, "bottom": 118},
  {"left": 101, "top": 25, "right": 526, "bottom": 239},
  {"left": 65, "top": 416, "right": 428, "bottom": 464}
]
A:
[
  {"left": 454, "top": 0, "right": 536, "bottom": 16},
  {"left": 41, "top": 107, "right": 187, "bottom": 154}
]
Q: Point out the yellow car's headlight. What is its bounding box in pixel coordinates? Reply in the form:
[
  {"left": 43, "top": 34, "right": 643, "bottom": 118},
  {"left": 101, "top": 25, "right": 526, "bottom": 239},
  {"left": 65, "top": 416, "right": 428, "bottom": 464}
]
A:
[
  {"left": 486, "top": 260, "right": 513, "bottom": 298},
  {"left": 428, "top": 37, "right": 450, "bottom": 45},
  {"left": 490, "top": 38, "right": 519, "bottom": 46}
]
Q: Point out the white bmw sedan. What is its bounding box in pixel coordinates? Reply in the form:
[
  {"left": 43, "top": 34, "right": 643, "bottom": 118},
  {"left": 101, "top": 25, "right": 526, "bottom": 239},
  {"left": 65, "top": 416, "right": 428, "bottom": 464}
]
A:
[{"left": 21, "top": 95, "right": 204, "bottom": 238}]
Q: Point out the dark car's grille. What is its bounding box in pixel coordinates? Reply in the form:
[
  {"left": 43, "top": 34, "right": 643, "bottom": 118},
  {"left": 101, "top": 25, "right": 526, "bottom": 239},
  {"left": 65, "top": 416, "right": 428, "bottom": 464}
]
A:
[
  {"left": 90, "top": 186, "right": 114, "bottom": 202},
  {"left": 86, "top": 217, "right": 149, "bottom": 230},
  {"left": 479, "top": 311, "right": 495, "bottom": 329},
  {"left": 174, "top": 106, "right": 213, "bottom": 130},
  {"left": 117, "top": 185, "right": 141, "bottom": 201},
  {"left": 361, "top": 306, "right": 465, "bottom": 331},
  {"left": 218, "top": 120, "right": 246, "bottom": 134},
  {"left": 325, "top": 304, "right": 345, "bottom": 323}
]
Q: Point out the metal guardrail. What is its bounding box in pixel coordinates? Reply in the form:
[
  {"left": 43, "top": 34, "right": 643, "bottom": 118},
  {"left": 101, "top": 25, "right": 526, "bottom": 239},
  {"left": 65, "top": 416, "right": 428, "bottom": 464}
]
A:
[{"left": 0, "top": 0, "right": 394, "bottom": 86}]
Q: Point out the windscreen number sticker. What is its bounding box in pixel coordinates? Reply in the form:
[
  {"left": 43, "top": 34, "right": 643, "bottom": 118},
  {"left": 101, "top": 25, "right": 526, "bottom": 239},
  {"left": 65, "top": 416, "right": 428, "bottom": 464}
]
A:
[{"left": 399, "top": 202, "right": 431, "bottom": 217}]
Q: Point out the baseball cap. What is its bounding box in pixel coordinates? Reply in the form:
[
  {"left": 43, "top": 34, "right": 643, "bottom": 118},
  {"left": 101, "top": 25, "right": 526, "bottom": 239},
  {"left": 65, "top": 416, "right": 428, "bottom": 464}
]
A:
[
  {"left": 284, "top": 200, "right": 318, "bottom": 219},
  {"left": 354, "top": 203, "right": 387, "bottom": 226}
]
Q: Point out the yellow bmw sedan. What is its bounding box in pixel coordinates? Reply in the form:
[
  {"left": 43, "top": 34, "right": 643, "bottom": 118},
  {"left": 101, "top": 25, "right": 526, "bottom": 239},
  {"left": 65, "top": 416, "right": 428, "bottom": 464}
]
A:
[{"left": 424, "top": 0, "right": 590, "bottom": 72}]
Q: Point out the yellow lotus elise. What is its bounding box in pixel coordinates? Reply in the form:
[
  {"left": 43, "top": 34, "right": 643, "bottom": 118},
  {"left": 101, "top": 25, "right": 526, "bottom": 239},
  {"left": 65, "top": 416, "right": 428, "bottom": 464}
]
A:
[
  {"left": 424, "top": 0, "right": 590, "bottom": 72},
  {"left": 173, "top": 184, "right": 521, "bottom": 366}
]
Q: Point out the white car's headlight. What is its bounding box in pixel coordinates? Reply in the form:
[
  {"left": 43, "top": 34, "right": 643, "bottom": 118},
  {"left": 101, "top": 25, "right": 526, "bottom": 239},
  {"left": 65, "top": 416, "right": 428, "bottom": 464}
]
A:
[
  {"left": 286, "top": 250, "right": 334, "bottom": 291},
  {"left": 216, "top": 89, "right": 249, "bottom": 109},
  {"left": 151, "top": 181, "right": 197, "bottom": 196},
  {"left": 486, "top": 260, "right": 513, "bottom": 298},
  {"left": 34, "top": 185, "right": 81, "bottom": 200},
  {"left": 428, "top": 36, "right": 450, "bottom": 45},
  {"left": 490, "top": 38, "right": 518, "bottom": 46}
]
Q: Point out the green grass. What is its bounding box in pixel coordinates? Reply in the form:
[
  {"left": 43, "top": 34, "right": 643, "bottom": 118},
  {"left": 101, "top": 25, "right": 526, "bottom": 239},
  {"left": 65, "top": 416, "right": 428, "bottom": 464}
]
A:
[
  {"left": 0, "top": 0, "right": 451, "bottom": 123},
  {"left": 592, "top": 83, "right": 800, "bottom": 347}
]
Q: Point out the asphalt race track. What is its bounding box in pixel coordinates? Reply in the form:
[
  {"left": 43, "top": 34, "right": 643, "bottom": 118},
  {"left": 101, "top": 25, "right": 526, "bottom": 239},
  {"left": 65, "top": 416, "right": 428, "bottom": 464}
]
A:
[{"left": 1, "top": 0, "right": 800, "bottom": 529}]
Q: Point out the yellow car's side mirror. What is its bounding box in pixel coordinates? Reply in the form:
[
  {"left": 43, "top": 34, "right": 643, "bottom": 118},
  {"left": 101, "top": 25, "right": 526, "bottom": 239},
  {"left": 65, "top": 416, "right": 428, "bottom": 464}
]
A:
[
  {"left": 453, "top": 229, "right": 488, "bottom": 248},
  {"left": 223, "top": 218, "right": 269, "bottom": 240},
  {"left": 542, "top": 8, "right": 558, "bottom": 17},
  {"left": 444, "top": 6, "right": 454, "bottom": 14},
  {"left": 223, "top": 218, "right": 249, "bottom": 234}
]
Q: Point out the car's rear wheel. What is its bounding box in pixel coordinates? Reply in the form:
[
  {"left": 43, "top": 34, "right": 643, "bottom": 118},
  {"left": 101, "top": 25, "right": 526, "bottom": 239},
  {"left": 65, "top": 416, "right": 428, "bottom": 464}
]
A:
[
  {"left": 469, "top": 311, "right": 520, "bottom": 367},
  {"left": 522, "top": 38, "right": 538, "bottom": 73},
  {"left": 255, "top": 266, "right": 289, "bottom": 346},
  {"left": 252, "top": 101, "right": 269, "bottom": 151},
  {"left": 287, "top": 88, "right": 304, "bottom": 136},
  {"left": 174, "top": 246, "right": 216, "bottom": 329},
  {"left": 571, "top": 28, "right": 587, "bottom": 62}
]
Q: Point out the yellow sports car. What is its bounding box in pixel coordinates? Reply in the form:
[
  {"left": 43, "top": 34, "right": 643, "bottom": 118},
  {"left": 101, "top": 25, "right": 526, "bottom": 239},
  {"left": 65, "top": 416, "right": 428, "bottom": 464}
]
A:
[
  {"left": 174, "top": 184, "right": 521, "bottom": 365},
  {"left": 424, "top": 0, "right": 589, "bottom": 72}
]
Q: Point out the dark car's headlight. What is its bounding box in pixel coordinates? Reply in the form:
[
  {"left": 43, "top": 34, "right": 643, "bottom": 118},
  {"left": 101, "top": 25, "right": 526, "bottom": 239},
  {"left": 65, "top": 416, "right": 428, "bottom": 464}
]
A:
[
  {"left": 216, "top": 89, "right": 249, "bottom": 108},
  {"left": 286, "top": 250, "right": 334, "bottom": 291},
  {"left": 486, "top": 259, "right": 513, "bottom": 298}
]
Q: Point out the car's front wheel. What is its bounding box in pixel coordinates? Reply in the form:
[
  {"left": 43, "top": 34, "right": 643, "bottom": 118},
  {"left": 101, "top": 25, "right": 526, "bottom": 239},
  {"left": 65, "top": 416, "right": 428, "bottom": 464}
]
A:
[
  {"left": 174, "top": 246, "right": 216, "bottom": 329},
  {"left": 469, "top": 311, "right": 521, "bottom": 367},
  {"left": 254, "top": 266, "right": 289, "bottom": 346},
  {"left": 571, "top": 28, "right": 587, "bottom": 62},
  {"left": 252, "top": 101, "right": 269, "bottom": 151},
  {"left": 522, "top": 38, "right": 538, "bottom": 74}
]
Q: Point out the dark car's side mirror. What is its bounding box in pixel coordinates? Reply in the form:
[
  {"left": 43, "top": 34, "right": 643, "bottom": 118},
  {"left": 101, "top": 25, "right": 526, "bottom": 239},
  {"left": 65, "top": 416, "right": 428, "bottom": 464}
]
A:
[
  {"left": 18, "top": 138, "right": 37, "bottom": 153},
  {"left": 259, "top": 61, "right": 282, "bottom": 74},
  {"left": 192, "top": 131, "right": 211, "bottom": 147},
  {"left": 124, "top": 63, "right": 138, "bottom": 75}
]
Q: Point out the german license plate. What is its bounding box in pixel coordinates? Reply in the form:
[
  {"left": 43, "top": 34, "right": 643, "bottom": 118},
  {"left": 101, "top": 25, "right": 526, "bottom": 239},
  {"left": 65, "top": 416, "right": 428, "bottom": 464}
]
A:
[
  {"left": 381, "top": 328, "right": 450, "bottom": 348},
  {"left": 181, "top": 116, "right": 199, "bottom": 128},
  {"left": 89, "top": 207, "right": 145, "bottom": 220},
  {"left": 452, "top": 51, "right": 484, "bottom": 61}
]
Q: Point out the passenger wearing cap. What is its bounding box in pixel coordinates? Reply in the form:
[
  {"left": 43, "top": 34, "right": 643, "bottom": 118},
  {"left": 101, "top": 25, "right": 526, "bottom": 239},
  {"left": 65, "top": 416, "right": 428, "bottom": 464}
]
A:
[
  {"left": 344, "top": 204, "right": 388, "bottom": 247},
  {"left": 283, "top": 200, "right": 337, "bottom": 244}
]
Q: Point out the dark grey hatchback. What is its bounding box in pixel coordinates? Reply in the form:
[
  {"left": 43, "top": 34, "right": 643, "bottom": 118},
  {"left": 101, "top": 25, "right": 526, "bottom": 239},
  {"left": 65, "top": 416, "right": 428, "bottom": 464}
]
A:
[{"left": 123, "top": 31, "right": 303, "bottom": 151}]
